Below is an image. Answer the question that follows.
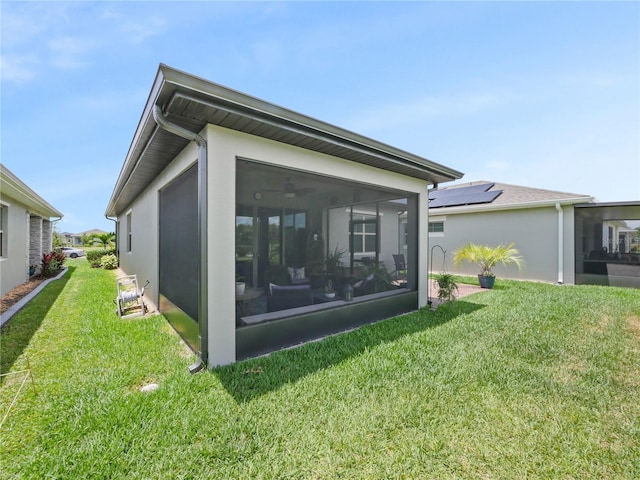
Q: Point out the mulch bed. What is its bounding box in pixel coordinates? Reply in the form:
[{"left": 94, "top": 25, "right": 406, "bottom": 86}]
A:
[{"left": 0, "top": 278, "right": 47, "bottom": 315}]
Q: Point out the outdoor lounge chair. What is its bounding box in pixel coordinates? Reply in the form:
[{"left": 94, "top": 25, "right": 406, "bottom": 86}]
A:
[{"left": 267, "top": 284, "right": 313, "bottom": 312}]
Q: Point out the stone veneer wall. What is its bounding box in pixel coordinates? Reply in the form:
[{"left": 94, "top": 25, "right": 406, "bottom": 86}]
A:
[
  {"left": 29, "top": 215, "right": 43, "bottom": 273},
  {"left": 41, "top": 219, "right": 52, "bottom": 253}
]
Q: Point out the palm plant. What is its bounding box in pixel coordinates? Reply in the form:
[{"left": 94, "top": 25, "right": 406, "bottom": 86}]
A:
[
  {"left": 453, "top": 242, "right": 523, "bottom": 288},
  {"left": 435, "top": 273, "right": 459, "bottom": 303},
  {"left": 93, "top": 232, "right": 115, "bottom": 249}
]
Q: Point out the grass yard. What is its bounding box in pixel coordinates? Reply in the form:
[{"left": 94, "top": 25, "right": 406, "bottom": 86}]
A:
[{"left": 1, "top": 259, "right": 639, "bottom": 479}]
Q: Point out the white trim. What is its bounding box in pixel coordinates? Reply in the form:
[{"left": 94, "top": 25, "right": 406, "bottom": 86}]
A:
[
  {"left": 350, "top": 209, "right": 383, "bottom": 216},
  {"left": 430, "top": 196, "right": 593, "bottom": 215}
]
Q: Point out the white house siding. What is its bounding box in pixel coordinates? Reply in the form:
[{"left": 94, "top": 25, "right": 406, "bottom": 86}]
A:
[
  {"left": 1, "top": 204, "right": 29, "bottom": 297},
  {"left": 429, "top": 205, "right": 576, "bottom": 284},
  {"left": 116, "top": 141, "right": 200, "bottom": 314},
  {"left": 118, "top": 124, "right": 431, "bottom": 366},
  {"left": 0, "top": 203, "right": 55, "bottom": 297}
]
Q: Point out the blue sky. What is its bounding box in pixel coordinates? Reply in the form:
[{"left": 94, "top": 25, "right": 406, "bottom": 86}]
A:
[{"left": 2, "top": 1, "right": 638, "bottom": 234}]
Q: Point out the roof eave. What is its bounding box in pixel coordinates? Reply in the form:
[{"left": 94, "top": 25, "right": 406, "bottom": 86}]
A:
[
  {"left": 429, "top": 196, "right": 595, "bottom": 215},
  {"left": 0, "top": 164, "right": 63, "bottom": 219},
  {"left": 106, "top": 65, "right": 462, "bottom": 217}
]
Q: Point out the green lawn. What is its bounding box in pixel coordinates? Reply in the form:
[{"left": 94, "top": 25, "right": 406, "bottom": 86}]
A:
[{"left": 1, "top": 259, "right": 639, "bottom": 479}]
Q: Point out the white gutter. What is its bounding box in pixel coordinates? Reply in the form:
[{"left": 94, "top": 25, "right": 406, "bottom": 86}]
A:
[
  {"left": 152, "top": 105, "right": 208, "bottom": 373},
  {"left": 431, "top": 196, "right": 593, "bottom": 216},
  {"left": 555, "top": 202, "right": 564, "bottom": 284}
]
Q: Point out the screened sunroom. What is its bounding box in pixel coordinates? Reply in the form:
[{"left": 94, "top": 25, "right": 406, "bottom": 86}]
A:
[
  {"left": 106, "top": 65, "right": 462, "bottom": 367},
  {"left": 234, "top": 160, "right": 420, "bottom": 358}
]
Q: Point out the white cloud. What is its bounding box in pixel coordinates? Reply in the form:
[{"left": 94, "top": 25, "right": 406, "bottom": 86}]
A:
[
  {"left": 100, "top": 6, "right": 166, "bottom": 43},
  {"left": 48, "top": 36, "right": 96, "bottom": 70},
  {"left": 0, "top": 54, "right": 38, "bottom": 82}
]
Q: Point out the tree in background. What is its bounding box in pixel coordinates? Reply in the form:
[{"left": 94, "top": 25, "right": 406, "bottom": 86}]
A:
[
  {"left": 81, "top": 233, "right": 94, "bottom": 246},
  {"left": 52, "top": 230, "right": 65, "bottom": 249},
  {"left": 92, "top": 232, "right": 115, "bottom": 249}
]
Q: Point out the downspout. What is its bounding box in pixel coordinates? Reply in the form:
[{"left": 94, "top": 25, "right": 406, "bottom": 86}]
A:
[
  {"left": 555, "top": 202, "right": 564, "bottom": 285},
  {"left": 51, "top": 217, "right": 62, "bottom": 251},
  {"left": 105, "top": 215, "right": 118, "bottom": 257},
  {"left": 152, "top": 105, "right": 208, "bottom": 373}
]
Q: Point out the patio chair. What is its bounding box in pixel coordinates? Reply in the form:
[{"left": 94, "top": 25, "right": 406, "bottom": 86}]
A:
[{"left": 393, "top": 254, "right": 407, "bottom": 280}]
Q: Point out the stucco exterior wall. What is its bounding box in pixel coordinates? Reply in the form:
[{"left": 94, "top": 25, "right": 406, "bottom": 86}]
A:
[
  {"left": 429, "top": 205, "right": 576, "bottom": 284},
  {"left": 206, "top": 125, "right": 430, "bottom": 365},
  {"left": 0, "top": 201, "right": 30, "bottom": 297},
  {"left": 118, "top": 123, "right": 431, "bottom": 366},
  {"left": 116, "top": 142, "right": 200, "bottom": 314}
]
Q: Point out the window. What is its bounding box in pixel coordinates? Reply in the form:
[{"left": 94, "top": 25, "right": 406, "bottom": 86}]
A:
[
  {"left": 0, "top": 205, "right": 6, "bottom": 257},
  {"left": 126, "top": 211, "right": 132, "bottom": 252},
  {"left": 351, "top": 213, "right": 377, "bottom": 254},
  {"left": 429, "top": 221, "right": 444, "bottom": 233}
]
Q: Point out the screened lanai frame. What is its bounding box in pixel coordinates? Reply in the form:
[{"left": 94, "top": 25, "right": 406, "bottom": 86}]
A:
[
  {"left": 574, "top": 202, "right": 640, "bottom": 288},
  {"left": 235, "top": 158, "right": 418, "bottom": 325}
]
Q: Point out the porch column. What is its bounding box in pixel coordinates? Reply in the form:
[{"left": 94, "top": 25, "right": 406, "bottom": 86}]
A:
[
  {"left": 29, "top": 215, "right": 43, "bottom": 274},
  {"left": 418, "top": 189, "right": 429, "bottom": 308},
  {"left": 206, "top": 126, "right": 237, "bottom": 366},
  {"left": 42, "top": 219, "right": 53, "bottom": 253}
]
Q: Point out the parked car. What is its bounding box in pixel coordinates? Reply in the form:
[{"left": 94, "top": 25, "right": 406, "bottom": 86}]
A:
[{"left": 61, "top": 247, "right": 86, "bottom": 258}]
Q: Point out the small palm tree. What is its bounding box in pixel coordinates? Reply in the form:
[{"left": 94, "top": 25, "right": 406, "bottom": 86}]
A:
[
  {"left": 93, "top": 232, "right": 115, "bottom": 249},
  {"left": 453, "top": 242, "right": 523, "bottom": 284}
]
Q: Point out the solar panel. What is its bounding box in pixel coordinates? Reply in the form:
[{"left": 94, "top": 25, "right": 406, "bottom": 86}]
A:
[{"left": 429, "top": 183, "right": 501, "bottom": 208}]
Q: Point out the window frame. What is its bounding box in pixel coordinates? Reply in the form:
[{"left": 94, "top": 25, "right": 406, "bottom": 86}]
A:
[
  {"left": 126, "top": 210, "right": 132, "bottom": 253},
  {"left": 351, "top": 212, "right": 378, "bottom": 256},
  {"left": 0, "top": 203, "right": 7, "bottom": 258}
]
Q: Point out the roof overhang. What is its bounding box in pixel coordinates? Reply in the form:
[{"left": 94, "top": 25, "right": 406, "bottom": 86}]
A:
[
  {"left": 0, "top": 164, "right": 63, "bottom": 219},
  {"left": 106, "top": 64, "right": 463, "bottom": 216},
  {"left": 574, "top": 201, "right": 640, "bottom": 220},
  {"left": 430, "top": 196, "right": 594, "bottom": 216}
]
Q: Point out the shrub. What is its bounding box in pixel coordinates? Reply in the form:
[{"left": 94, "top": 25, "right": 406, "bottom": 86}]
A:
[
  {"left": 41, "top": 251, "right": 66, "bottom": 278},
  {"left": 436, "top": 273, "right": 459, "bottom": 303},
  {"left": 100, "top": 254, "right": 118, "bottom": 270},
  {"left": 87, "top": 249, "right": 115, "bottom": 268}
]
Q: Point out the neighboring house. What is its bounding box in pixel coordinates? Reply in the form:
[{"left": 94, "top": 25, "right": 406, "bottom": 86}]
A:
[
  {"left": 0, "top": 163, "right": 63, "bottom": 297},
  {"left": 427, "top": 181, "right": 640, "bottom": 288},
  {"left": 105, "top": 64, "right": 462, "bottom": 368},
  {"left": 61, "top": 229, "right": 108, "bottom": 246}
]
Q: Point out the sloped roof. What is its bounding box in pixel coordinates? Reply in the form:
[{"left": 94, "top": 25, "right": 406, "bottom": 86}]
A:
[
  {"left": 429, "top": 180, "right": 593, "bottom": 213},
  {"left": 0, "top": 163, "right": 63, "bottom": 219},
  {"left": 106, "top": 64, "right": 463, "bottom": 217}
]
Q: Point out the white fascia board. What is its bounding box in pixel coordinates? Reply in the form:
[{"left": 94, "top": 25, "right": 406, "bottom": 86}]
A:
[
  {"left": 429, "top": 196, "right": 594, "bottom": 215},
  {"left": 0, "top": 164, "right": 63, "bottom": 219}
]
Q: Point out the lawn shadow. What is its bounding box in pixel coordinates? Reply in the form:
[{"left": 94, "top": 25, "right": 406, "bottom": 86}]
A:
[
  {"left": 0, "top": 266, "right": 75, "bottom": 378},
  {"left": 215, "top": 299, "right": 484, "bottom": 403}
]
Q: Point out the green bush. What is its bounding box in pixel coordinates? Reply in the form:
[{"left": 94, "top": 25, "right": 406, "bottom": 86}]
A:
[
  {"left": 41, "top": 251, "right": 66, "bottom": 278},
  {"left": 100, "top": 254, "right": 118, "bottom": 270},
  {"left": 86, "top": 249, "right": 115, "bottom": 268}
]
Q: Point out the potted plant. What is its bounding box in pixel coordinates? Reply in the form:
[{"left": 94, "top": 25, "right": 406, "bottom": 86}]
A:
[
  {"left": 235, "top": 274, "right": 246, "bottom": 296},
  {"left": 435, "top": 272, "right": 459, "bottom": 303},
  {"left": 453, "top": 242, "right": 523, "bottom": 289},
  {"left": 325, "top": 245, "right": 346, "bottom": 278},
  {"left": 324, "top": 279, "right": 336, "bottom": 299}
]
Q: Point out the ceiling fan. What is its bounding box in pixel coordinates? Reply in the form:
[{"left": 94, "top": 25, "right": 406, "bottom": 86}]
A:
[{"left": 265, "top": 177, "right": 316, "bottom": 198}]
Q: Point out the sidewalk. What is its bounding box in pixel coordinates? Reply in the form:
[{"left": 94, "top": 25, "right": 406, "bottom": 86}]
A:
[{"left": 428, "top": 279, "right": 485, "bottom": 308}]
